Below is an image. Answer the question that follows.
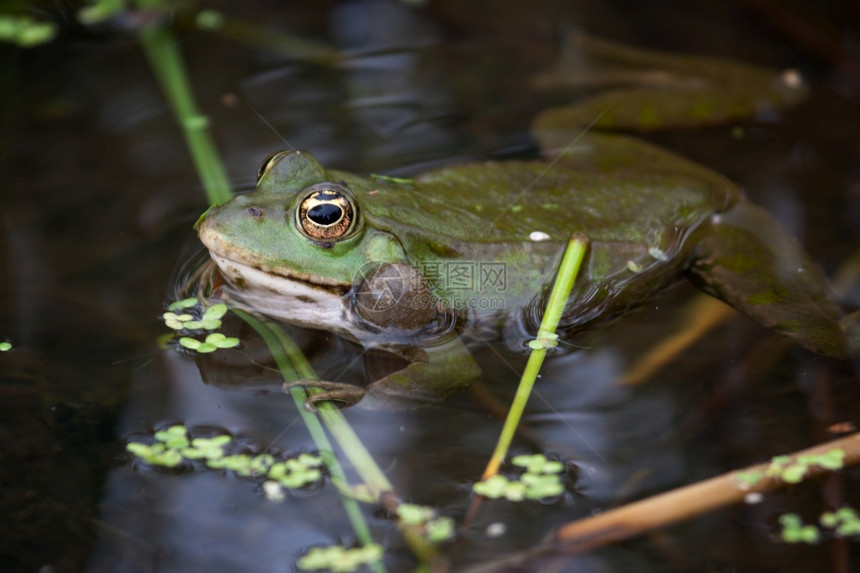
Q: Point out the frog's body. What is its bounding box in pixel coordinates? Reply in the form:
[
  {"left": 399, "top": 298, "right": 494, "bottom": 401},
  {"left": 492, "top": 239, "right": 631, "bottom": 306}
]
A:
[
  {"left": 196, "top": 36, "right": 854, "bottom": 408},
  {"left": 205, "top": 155, "right": 725, "bottom": 333}
]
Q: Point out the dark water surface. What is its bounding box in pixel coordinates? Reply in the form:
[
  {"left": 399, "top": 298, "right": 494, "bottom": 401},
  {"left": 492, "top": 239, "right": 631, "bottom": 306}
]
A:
[{"left": 2, "top": 1, "right": 859, "bottom": 571}]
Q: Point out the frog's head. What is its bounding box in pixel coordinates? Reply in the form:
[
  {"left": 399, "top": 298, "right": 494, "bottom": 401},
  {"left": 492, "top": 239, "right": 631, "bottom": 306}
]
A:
[{"left": 197, "top": 150, "right": 424, "bottom": 332}]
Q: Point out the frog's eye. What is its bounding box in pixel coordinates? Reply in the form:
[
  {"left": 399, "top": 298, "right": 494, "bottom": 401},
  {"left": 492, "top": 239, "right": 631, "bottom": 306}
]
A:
[
  {"left": 296, "top": 183, "right": 357, "bottom": 242},
  {"left": 256, "top": 150, "right": 292, "bottom": 183}
]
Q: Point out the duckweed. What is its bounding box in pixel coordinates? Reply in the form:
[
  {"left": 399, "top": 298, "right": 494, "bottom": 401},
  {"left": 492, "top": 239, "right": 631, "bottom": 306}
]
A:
[
  {"left": 473, "top": 454, "right": 565, "bottom": 501},
  {"left": 512, "top": 453, "right": 564, "bottom": 474},
  {"left": 820, "top": 507, "right": 860, "bottom": 537},
  {"left": 396, "top": 503, "right": 455, "bottom": 543},
  {"left": 165, "top": 299, "right": 238, "bottom": 353},
  {"left": 178, "top": 332, "right": 239, "bottom": 354},
  {"left": 734, "top": 449, "right": 845, "bottom": 488},
  {"left": 778, "top": 506, "right": 860, "bottom": 544},
  {"left": 779, "top": 513, "right": 820, "bottom": 544},
  {"left": 164, "top": 300, "right": 230, "bottom": 332},
  {"left": 126, "top": 425, "right": 324, "bottom": 494},
  {"left": 297, "top": 544, "right": 383, "bottom": 572}
]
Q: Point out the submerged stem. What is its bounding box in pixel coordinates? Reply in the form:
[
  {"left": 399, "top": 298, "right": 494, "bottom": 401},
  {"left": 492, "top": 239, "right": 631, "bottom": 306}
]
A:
[{"left": 232, "top": 311, "right": 384, "bottom": 572}]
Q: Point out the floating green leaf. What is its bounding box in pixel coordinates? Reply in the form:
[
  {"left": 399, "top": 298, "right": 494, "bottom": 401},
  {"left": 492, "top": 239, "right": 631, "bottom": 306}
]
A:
[
  {"left": 126, "top": 442, "right": 184, "bottom": 467},
  {"left": 739, "top": 449, "right": 848, "bottom": 489},
  {"left": 475, "top": 453, "right": 566, "bottom": 501},
  {"left": 521, "top": 473, "right": 565, "bottom": 499},
  {"left": 127, "top": 426, "right": 323, "bottom": 492},
  {"left": 168, "top": 297, "right": 199, "bottom": 311},
  {"left": 0, "top": 341, "right": 11, "bottom": 352},
  {"left": 779, "top": 513, "right": 820, "bottom": 544},
  {"left": 512, "top": 454, "right": 563, "bottom": 474},
  {"left": 267, "top": 454, "right": 323, "bottom": 488},
  {"left": 154, "top": 425, "right": 190, "bottom": 449},
  {"left": 803, "top": 449, "right": 845, "bottom": 470},
  {"left": 473, "top": 475, "right": 510, "bottom": 499},
  {"left": 397, "top": 503, "right": 436, "bottom": 525},
  {"left": 297, "top": 544, "right": 383, "bottom": 572},
  {"left": 182, "top": 435, "right": 232, "bottom": 459},
  {"left": 820, "top": 507, "right": 860, "bottom": 537},
  {"left": 781, "top": 463, "right": 807, "bottom": 484},
  {"left": 179, "top": 336, "right": 201, "bottom": 350},
  {"left": 394, "top": 503, "right": 455, "bottom": 542},
  {"left": 426, "top": 516, "right": 455, "bottom": 543},
  {"left": 204, "top": 303, "right": 229, "bottom": 320},
  {"left": 163, "top": 312, "right": 190, "bottom": 330},
  {"left": 165, "top": 299, "right": 230, "bottom": 334},
  {"left": 205, "top": 332, "right": 240, "bottom": 348},
  {"left": 733, "top": 469, "right": 765, "bottom": 488}
]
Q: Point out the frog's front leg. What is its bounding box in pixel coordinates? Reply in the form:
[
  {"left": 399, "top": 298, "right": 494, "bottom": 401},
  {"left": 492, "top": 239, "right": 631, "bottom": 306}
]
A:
[
  {"left": 285, "top": 332, "right": 481, "bottom": 411},
  {"left": 283, "top": 379, "right": 367, "bottom": 411},
  {"left": 688, "top": 201, "right": 854, "bottom": 358}
]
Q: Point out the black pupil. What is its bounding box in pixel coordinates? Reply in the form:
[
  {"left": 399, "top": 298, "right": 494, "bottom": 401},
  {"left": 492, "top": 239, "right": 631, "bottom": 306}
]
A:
[{"left": 308, "top": 203, "right": 343, "bottom": 225}]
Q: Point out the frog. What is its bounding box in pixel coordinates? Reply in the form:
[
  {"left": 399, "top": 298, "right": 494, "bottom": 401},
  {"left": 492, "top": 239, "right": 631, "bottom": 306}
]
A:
[{"left": 196, "top": 35, "right": 855, "bottom": 409}]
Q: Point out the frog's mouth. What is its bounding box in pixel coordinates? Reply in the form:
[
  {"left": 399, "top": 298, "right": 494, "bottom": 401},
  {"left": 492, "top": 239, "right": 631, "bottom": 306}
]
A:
[
  {"left": 207, "top": 252, "right": 354, "bottom": 331},
  {"left": 198, "top": 219, "right": 361, "bottom": 331}
]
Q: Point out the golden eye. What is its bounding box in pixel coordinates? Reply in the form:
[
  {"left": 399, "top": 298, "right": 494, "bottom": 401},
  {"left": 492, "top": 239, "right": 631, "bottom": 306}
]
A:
[{"left": 297, "top": 183, "right": 356, "bottom": 241}]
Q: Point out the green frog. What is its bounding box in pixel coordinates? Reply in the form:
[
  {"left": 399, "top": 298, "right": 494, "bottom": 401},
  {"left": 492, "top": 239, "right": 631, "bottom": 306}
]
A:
[{"left": 196, "top": 36, "right": 855, "bottom": 408}]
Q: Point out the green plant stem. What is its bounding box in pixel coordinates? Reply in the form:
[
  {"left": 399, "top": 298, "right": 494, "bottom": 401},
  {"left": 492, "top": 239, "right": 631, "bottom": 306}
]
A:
[
  {"left": 482, "top": 234, "right": 588, "bottom": 480},
  {"left": 232, "top": 310, "right": 386, "bottom": 573},
  {"left": 236, "top": 310, "right": 439, "bottom": 562},
  {"left": 137, "top": 23, "right": 232, "bottom": 205},
  {"left": 264, "top": 321, "right": 395, "bottom": 498}
]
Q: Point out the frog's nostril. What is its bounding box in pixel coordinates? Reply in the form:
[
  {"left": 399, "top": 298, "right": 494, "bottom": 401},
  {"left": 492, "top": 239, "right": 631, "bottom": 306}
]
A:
[{"left": 246, "top": 206, "right": 264, "bottom": 220}]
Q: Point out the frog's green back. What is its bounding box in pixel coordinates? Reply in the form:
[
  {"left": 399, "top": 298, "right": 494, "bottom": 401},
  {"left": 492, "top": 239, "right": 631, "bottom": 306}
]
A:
[
  {"left": 337, "top": 160, "right": 730, "bottom": 319},
  {"left": 351, "top": 161, "right": 726, "bottom": 246}
]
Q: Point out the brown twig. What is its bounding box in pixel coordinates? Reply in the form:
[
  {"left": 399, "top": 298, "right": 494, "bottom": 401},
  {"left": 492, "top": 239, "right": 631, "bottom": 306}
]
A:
[
  {"left": 556, "top": 433, "right": 860, "bottom": 549},
  {"left": 465, "top": 433, "right": 860, "bottom": 572}
]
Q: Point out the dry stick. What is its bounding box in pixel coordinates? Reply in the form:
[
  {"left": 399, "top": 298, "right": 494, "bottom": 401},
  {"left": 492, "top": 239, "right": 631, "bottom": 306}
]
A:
[
  {"left": 554, "top": 433, "right": 860, "bottom": 551},
  {"left": 465, "top": 433, "right": 860, "bottom": 572}
]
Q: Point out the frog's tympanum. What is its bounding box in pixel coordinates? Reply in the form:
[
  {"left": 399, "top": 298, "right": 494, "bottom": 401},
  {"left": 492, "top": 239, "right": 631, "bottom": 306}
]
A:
[{"left": 197, "top": 37, "right": 856, "bottom": 409}]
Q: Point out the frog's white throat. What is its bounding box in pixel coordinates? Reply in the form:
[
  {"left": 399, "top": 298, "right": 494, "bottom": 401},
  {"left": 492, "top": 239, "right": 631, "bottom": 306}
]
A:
[{"left": 209, "top": 253, "right": 351, "bottom": 333}]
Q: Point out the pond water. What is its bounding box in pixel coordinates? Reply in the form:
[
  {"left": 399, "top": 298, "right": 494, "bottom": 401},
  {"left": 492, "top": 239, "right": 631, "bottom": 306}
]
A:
[{"left": 2, "top": 1, "right": 859, "bottom": 571}]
